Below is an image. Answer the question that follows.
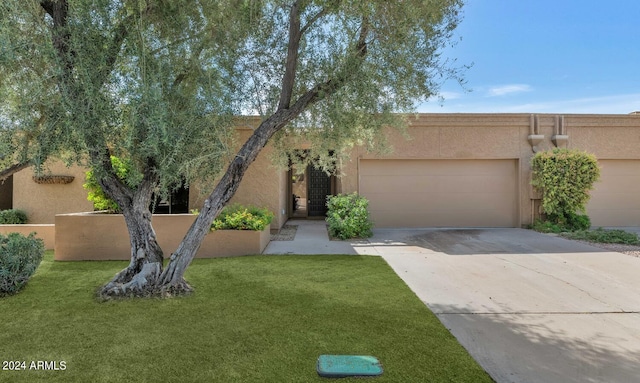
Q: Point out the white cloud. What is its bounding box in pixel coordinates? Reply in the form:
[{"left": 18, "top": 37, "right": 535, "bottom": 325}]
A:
[
  {"left": 487, "top": 84, "right": 532, "bottom": 97},
  {"left": 416, "top": 92, "right": 640, "bottom": 114}
]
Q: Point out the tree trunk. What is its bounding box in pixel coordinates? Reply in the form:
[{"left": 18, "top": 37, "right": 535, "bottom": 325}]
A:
[
  {"left": 97, "top": 159, "right": 166, "bottom": 299},
  {"left": 158, "top": 110, "right": 305, "bottom": 292}
]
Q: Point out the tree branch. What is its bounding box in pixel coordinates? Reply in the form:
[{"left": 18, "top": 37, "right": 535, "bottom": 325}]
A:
[
  {"left": 0, "top": 160, "right": 33, "bottom": 182},
  {"left": 278, "top": 1, "right": 302, "bottom": 110}
]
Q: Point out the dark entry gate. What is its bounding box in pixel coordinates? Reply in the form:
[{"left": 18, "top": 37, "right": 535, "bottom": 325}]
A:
[{"left": 307, "top": 165, "right": 332, "bottom": 217}]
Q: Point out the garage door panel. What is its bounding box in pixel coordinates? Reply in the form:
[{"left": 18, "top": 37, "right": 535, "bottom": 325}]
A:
[
  {"left": 360, "top": 176, "right": 439, "bottom": 193},
  {"left": 588, "top": 195, "right": 640, "bottom": 210},
  {"left": 360, "top": 159, "right": 517, "bottom": 228},
  {"left": 599, "top": 161, "right": 640, "bottom": 175},
  {"left": 369, "top": 208, "right": 515, "bottom": 228},
  {"left": 587, "top": 160, "right": 640, "bottom": 226},
  {"left": 435, "top": 176, "right": 515, "bottom": 194}
]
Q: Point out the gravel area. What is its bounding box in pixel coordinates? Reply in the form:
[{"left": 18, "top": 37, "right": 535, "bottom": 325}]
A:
[{"left": 270, "top": 224, "right": 297, "bottom": 241}]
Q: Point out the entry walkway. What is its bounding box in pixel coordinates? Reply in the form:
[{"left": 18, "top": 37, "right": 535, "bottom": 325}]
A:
[{"left": 263, "top": 219, "right": 360, "bottom": 255}]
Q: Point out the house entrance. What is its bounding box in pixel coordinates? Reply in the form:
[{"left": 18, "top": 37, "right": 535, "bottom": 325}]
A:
[{"left": 290, "top": 163, "right": 334, "bottom": 218}]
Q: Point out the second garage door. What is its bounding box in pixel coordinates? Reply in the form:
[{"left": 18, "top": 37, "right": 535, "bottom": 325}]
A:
[
  {"left": 359, "top": 159, "right": 518, "bottom": 228},
  {"left": 587, "top": 160, "right": 640, "bottom": 227}
]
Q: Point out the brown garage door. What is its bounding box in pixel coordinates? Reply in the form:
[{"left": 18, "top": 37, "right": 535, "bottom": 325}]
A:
[
  {"left": 359, "top": 159, "right": 518, "bottom": 228},
  {"left": 587, "top": 160, "right": 640, "bottom": 226}
]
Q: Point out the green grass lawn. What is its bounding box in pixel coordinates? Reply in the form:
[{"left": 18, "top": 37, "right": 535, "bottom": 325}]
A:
[{"left": 0, "top": 252, "right": 492, "bottom": 383}]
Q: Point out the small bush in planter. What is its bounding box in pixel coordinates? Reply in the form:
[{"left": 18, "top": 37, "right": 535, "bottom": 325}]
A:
[
  {"left": 0, "top": 209, "right": 28, "bottom": 224},
  {"left": 211, "top": 204, "right": 274, "bottom": 231},
  {"left": 326, "top": 193, "right": 373, "bottom": 240},
  {"left": 0, "top": 232, "right": 45, "bottom": 296}
]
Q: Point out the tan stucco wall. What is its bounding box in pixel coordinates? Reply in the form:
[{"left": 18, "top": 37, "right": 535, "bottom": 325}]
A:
[
  {"left": 13, "top": 161, "right": 93, "bottom": 224},
  {"left": 0, "top": 224, "right": 55, "bottom": 250},
  {"left": 55, "top": 213, "right": 270, "bottom": 261}
]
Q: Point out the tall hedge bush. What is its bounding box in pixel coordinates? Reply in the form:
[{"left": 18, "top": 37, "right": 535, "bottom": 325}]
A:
[
  {"left": 0, "top": 232, "right": 45, "bottom": 296},
  {"left": 531, "top": 148, "right": 600, "bottom": 227}
]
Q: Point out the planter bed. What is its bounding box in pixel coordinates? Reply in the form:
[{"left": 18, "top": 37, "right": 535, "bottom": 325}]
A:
[{"left": 54, "top": 212, "right": 270, "bottom": 261}]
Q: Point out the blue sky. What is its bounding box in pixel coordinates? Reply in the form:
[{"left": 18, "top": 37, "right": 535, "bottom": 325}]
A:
[{"left": 418, "top": 0, "right": 640, "bottom": 114}]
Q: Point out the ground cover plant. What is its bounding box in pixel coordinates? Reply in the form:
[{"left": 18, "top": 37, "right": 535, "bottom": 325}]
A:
[
  {"left": 561, "top": 228, "right": 640, "bottom": 245},
  {"left": 0, "top": 252, "right": 491, "bottom": 383}
]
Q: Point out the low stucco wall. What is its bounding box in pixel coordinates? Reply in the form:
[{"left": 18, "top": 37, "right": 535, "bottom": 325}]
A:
[
  {"left": 0, "top": 224, "right": 55, "bottom": 250},
  {"left": 54, "top": 212, "right": 270, "bottom": 261}
]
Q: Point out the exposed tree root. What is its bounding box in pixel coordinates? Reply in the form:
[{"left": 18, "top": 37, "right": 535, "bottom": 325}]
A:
[{"left": 97, "top": 261, "right": 192, "bottom": 300}]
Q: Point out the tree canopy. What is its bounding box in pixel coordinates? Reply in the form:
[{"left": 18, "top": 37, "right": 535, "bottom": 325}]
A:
[{"left": 0, "top": 0, "right": 466, "bottom": 297}]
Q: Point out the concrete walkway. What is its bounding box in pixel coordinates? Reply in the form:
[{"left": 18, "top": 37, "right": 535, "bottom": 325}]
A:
[
  {"left": 263, "top": 219, "right": 360, "bottom": 254},
  {"left": 264, "top": 221, "right": 640, "bottom": 382}
]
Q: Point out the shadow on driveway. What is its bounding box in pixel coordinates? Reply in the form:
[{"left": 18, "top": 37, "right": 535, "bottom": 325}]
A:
[
  {"left": 359, "top": 228, "right": 610, "bottom": 255},
  {"left": 431, "top": 303, "right": 640, "bottom": 383}
]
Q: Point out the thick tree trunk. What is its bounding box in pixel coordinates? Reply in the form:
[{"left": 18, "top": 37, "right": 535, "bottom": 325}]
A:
[
  {"left": 97, "top": 199, "right": 165, "bottom": 298},
  {"left": 97, "top": 158, "right": 167, "bottom": 299}
]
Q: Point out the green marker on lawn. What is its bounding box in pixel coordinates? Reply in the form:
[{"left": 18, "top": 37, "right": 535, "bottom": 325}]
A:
[{"left": 317, "top": 355, "right": 383, "bottom": 378}]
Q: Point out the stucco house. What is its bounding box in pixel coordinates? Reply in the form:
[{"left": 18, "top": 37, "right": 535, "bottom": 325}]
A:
[{"left": 2, "top": 113, "right": 640, "bottom": 230}]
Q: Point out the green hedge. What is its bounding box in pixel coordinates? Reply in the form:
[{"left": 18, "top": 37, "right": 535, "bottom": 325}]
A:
[
  {"left": 531, "top": 148, "right": 600, "bottom": 230},
  {"left": 211, "top": 204, "right": 274, "bottom": 231},
  {"left": 0, "top": 209, "right": 28, "bottom": 224},
  {"left": 326, "top": 193, "right": 373, "bottom": 240},
  {"left": 0, "top": 232, "right": 44, "bottom": 296}
]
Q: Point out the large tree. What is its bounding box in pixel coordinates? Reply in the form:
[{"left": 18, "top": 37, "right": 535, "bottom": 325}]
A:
[{"left": 1, "top": 0, "right": 464, "bottom": 298}]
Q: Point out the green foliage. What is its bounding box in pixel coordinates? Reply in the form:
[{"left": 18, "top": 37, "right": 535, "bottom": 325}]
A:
[
  {"left": 530, "top": 219, "right": 567, "bottom": 234},
  {"left": 83, "top": 156, "right": 137, "bottom": 212},
  {"left": 0, "top": 232, "right": 44, "bottom": 296},
  {"left": 0, "top": 209, "right": 27, "bottom": 224},
  {"left": 531, "top": 148, "right": 600, "bottom": 226},
  {"left": 326, "top": 193, "right": 374, "bottom": 240},
  {"left": 211, "top": 204, "right": 274, "bottom": 231},
  {"left": 562, "top": 228, "right": 640, "bottom": 245},
  {"left": 530, "top": 213, "right": 591, "bottom": 233}
]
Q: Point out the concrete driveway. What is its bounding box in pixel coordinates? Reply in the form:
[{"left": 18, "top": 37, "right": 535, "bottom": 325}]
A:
[{"left": 353, "top": 228, "right": 640, "bottom": 383}]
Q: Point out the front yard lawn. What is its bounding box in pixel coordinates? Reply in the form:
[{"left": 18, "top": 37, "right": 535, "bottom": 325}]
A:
[{"left": 0, "top": 252, "right": 491, "bottom": 382}]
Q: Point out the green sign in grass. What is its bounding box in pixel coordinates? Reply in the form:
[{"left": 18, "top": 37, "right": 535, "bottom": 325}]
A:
[{"left": 317, "top": 355, "right": 383, "bottom": 378}]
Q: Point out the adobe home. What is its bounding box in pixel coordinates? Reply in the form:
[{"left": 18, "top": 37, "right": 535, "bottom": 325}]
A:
[{"left": 3, "top": 113, "right": 640, "bottom": 229}]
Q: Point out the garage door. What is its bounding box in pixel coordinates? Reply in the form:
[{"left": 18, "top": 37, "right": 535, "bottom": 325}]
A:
[
  {"left": 359, "top": 159, "right": 518, "bottom": 228},
  {"left": 587, "top": 160, "right": 640, "bottom": 226}
]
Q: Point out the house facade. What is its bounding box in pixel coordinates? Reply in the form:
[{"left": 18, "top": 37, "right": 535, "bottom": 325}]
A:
[{"left": 3, "top": 113, "right": 640, "bottom": 229}]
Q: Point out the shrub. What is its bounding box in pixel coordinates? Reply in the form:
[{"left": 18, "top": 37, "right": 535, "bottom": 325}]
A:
[
  {"left": 0, "top": 232, "right": 45, "bottom": 296},
  {"left": 211, "top": 204, "right": 274, "bottom": 231},
  {"left": 531, "top": 148, "right": 600, "bottom": 230},
  {"left": 530, "top": 213, "right": 590, "bottom": 233},
  {"left": 326, "top": 193, "right": 373, "bottom": 240},
  {"left": 562, "top": 228, "right": 640, "bottom": 245},
  {"left": 0, "top": 209, "right": 28, "bottom": 224}
]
